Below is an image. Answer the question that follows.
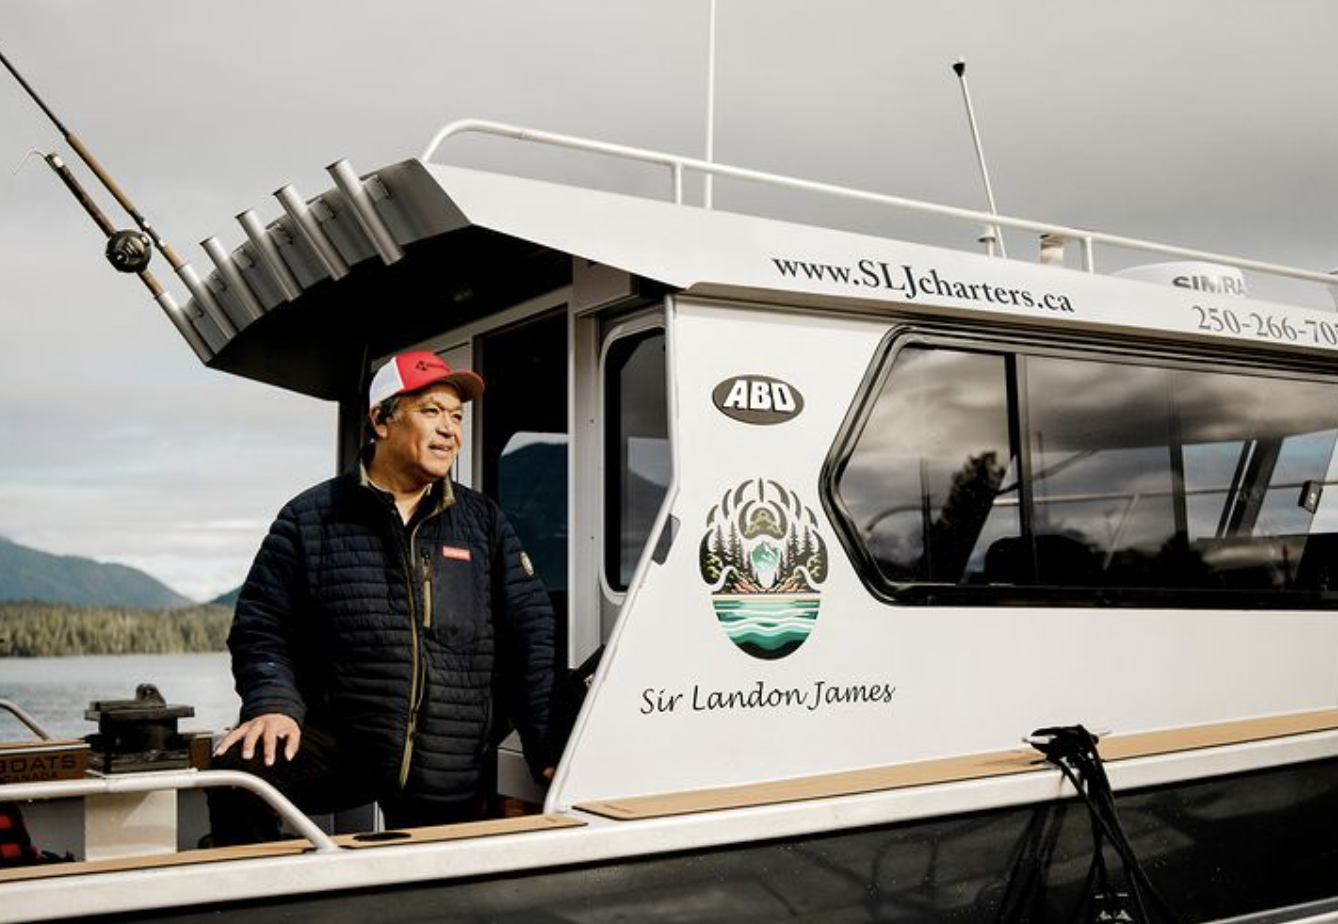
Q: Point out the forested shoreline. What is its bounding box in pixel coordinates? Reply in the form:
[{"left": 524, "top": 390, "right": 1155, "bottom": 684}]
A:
[{"left": 0, "top": 601, "right": 231, "bottom": 656}]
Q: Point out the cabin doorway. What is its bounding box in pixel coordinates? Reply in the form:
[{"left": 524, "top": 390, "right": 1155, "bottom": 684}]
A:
[{"left": 476, "top": 310, "right": 569, "bottom": 659}]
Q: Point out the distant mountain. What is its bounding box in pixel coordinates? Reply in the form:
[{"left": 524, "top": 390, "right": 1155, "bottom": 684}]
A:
[
  {"left": 0, "top": 536, "right": 193, "bottom": 609},
  {"left": 498, "top": 441, "right": 568, "bottom": 590},
  {"left": 211, "top": 586, "right": 240, "bottom": 608}
]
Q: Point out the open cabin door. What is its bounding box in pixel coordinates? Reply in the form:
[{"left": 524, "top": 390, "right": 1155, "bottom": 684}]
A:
[
  {"left": 567, "top": 303, "right": 673, "bottom": 665},
  {"left": 595, "top": 315, "right": 671, "bottom": 642}
]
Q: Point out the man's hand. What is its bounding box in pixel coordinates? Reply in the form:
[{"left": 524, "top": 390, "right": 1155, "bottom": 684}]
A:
[{"left": 214, "top": 713, "right": 301, "bottom": 767}]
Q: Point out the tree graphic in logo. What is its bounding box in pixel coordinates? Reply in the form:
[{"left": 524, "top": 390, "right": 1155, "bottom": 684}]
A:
[{"left": 699, "top": 479, "right": 828, "bottom": 660}]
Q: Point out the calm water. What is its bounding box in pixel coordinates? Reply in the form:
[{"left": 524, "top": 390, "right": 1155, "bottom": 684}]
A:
[{"left": 0, "top": 653, "right": 240, "bottom": 740}]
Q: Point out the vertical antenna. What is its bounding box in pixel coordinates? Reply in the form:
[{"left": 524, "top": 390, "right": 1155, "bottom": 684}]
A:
[
  {"left": 952, "top": 58, "right": 1006, "bottom": 258},
  {"left": 704, "top": 0, "right": 718, "bottom": 209}
]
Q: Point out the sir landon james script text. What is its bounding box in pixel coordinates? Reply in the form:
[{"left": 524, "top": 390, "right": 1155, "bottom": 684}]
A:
[{"left": 641, "top": 679, "right": 897, "bottom": 715}]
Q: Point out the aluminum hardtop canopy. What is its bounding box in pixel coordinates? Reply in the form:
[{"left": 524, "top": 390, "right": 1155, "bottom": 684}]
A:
[
  {"left": 194, "top": 156, "right": 879, "bottom": 401},
  {"left": 190, "top": 156, "right": 975, "bottom": 400},
  {"left": 179, "top": 122, "right": 1338, "bottom": 402},
  {"left": 191, "top": 160, "right": 590, "bottom": 401}
]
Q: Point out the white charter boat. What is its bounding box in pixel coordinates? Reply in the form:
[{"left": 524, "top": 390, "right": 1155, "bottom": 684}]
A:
[{"left": 5, "top": 120, "right": 1338, "bottom": 923}]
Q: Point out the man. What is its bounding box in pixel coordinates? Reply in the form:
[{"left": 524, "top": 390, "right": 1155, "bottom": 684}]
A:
[{"left": 208, "top": 351, "right": 557, "bottom": 845}]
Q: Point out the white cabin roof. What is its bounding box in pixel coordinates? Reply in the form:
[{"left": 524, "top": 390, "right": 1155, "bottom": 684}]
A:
[{"left": 177, "top": 126, "right": 1338, "bottom": 400}]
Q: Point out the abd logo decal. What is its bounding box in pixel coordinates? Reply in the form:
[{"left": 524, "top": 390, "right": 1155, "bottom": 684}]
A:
[{"left": 699, "top": 479, "right": 829, "bottom": 660}]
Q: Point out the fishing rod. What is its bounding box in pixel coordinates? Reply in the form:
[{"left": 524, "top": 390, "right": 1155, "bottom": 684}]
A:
[
  {"left": 40, "top": 151, "right": 160, "bottom": 287},
  {"left": 2, "top": 46, "right": 219, "bottom": 357}
]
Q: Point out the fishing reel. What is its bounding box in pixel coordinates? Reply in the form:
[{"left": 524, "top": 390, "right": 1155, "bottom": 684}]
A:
[{"left": 105, "top": 229, "right": 152, "bottom": 274}]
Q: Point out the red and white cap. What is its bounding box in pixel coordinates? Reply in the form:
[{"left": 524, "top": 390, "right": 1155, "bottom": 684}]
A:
[{"left": 368, "top": 351, "right": 485, "bottom": 408}]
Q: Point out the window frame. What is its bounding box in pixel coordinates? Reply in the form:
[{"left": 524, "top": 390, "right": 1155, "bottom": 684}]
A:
[
  {"left": 820, "top": 324, "right": 1338, "bottom": 609},
  {"left": 598, "top": 316, "right": 671, "bottom": 599}
]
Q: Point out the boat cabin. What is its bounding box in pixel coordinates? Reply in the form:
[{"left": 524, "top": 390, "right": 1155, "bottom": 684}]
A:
[{"left": 174, "top": 121, "right": 1338, "bottom": 810}]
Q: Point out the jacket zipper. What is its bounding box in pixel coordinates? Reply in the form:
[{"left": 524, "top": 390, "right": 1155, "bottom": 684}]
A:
[
  {"left": 420, "top": 549, "right": 433, "bottom": 630},
  {"left": 396, "top": 518, "right": 435, "bottom": 790}
]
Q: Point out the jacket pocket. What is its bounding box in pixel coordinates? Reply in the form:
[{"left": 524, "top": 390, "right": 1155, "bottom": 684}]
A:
[{"left": 429, "top": 542, "right": 487, "bottom": 652}]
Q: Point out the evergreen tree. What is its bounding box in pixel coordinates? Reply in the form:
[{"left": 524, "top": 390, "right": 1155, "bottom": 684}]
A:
[{"left": 0, "top": 602, "right": 232, "bottom": 657}]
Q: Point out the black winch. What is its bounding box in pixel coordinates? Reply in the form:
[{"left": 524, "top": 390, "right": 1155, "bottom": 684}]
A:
[{"left": 84, "top": 684, "right": 199, "bottom": 774}]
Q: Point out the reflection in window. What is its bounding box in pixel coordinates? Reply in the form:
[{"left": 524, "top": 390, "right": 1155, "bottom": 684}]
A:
[
  {"left": 832, "top": 340, "right": 1338, "bottom": 601},
  {"left": 480, "top": 312, "right": 568, "bottom": 595},
  {"left": 1026, "top": 358, "right": 1179, "bottom": 587},
  {"left": 838, "top": 348, "right": 1014, "bottom": 584},
  {"left": 605, "top": 330, "right": 670, "bottom": 591},
  {"left": 498, "top": 432, "right": 568, "bottom": 590},
  {"left": 1176, "top": 372, "right": 1338, "bottom": 590}
]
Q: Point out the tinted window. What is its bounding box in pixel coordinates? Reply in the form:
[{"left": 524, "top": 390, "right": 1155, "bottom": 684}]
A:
[
  {"left": 604, "top": 329, "right": 670, "bottom": 591},
  {"left": 1023, "top": 357, "right": 1180, "bottom": 587},
  {"left": 829, "top": 338, "right": 1338, "bottom": 604},
  {"left": 836, "top": 349, "right": 1013, "bottom": 584}
]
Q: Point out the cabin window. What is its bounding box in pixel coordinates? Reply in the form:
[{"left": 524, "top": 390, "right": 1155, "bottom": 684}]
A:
[
  {"left": 827, "top": 336, "right": 1338, "bottom": 606},
  {"left": 603, "top": 328, "right": 670, "bottom": 591}
]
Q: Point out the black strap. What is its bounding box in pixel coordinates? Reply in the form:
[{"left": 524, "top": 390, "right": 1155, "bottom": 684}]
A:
[{"left": 1028, "top": 725, "right": 1181, "bottom": 924}]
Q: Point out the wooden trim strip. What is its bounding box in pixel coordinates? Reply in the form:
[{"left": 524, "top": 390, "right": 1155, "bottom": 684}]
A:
[
  {"left": 334, "top": 813, "right": 583, "bottom": 849},
  {"left": 0, "top": 840, "right": 313, "bottom": 883},
  {"left": 579, "top": 749, "right": 1044, "bottom": 821},
  {"left": 576, "top": 708, "right": 1338, "bottom": 821},
  {"left": 0, "top": 814, "right": 583, "bottom": 882},
  {"left": 1098, "top": 709, "right": 1338, "bottom": 760}
]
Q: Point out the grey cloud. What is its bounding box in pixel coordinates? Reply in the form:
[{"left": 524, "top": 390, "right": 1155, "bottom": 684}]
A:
[{"left": 3, "top": 0, "right": 1337, "bottom": 596}]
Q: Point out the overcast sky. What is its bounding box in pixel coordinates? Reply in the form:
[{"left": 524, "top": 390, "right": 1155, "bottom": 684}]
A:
[{"left": 3, "top": 1, "right": 1337, "bottom": 601}]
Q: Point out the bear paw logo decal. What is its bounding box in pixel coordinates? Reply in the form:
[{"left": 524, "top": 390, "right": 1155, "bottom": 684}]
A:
[{"left": 699, "top": 479, "right": 828, "bottom": 660}]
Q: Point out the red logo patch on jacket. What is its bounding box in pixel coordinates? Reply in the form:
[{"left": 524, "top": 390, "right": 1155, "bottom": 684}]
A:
[{"left": 441, "top": 546, "right": 472, "bottom": 562}]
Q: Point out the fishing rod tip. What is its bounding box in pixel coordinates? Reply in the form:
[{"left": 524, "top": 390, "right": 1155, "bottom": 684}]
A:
[{"left": 11, "top": 148, "right": 50, "bottom": 176}]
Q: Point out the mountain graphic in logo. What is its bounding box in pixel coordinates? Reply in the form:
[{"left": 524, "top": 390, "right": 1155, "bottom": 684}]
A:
[{"left": 699, "top": 479, "right": 828, "bottom": 660}]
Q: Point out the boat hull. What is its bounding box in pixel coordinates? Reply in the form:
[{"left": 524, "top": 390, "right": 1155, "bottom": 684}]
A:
[{"left": 70, "top": 753, "right": 1338, "bottom": 924}]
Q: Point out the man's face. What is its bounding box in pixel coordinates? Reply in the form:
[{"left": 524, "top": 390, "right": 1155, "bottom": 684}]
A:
[{"left": 372, "top": 383, "right": 465, "bottom": 487}]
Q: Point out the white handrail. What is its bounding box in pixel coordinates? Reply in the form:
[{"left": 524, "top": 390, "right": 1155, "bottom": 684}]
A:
[
  {"left": 0, "top": 699, "right": 51, "bottom": 740},
  {"left": 0, "top": 769, "right": 340, "bottom": 853},
  {"left": 420, "top": 119, "right": 1338, "bottom": 291}
]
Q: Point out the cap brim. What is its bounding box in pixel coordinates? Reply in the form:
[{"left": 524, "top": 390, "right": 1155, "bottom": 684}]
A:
[
  {"left": 443, "top": 371, "right": 484, "bottom": 402},
  {"left": 415, "top": 370, "right": 484, "bottom": 403}
]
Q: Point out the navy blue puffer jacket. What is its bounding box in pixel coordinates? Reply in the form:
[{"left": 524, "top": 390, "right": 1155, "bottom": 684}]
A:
[{"left": 228, "top": 470, "right": 556, "bottom": 808}]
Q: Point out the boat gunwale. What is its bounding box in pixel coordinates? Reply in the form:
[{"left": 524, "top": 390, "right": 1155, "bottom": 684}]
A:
[
  {"left": 576, "top": 706, "right": 1338, "bottom": 819},
  {"left": 3, "top": 706, "right": 1338, "bottom": 921}
]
